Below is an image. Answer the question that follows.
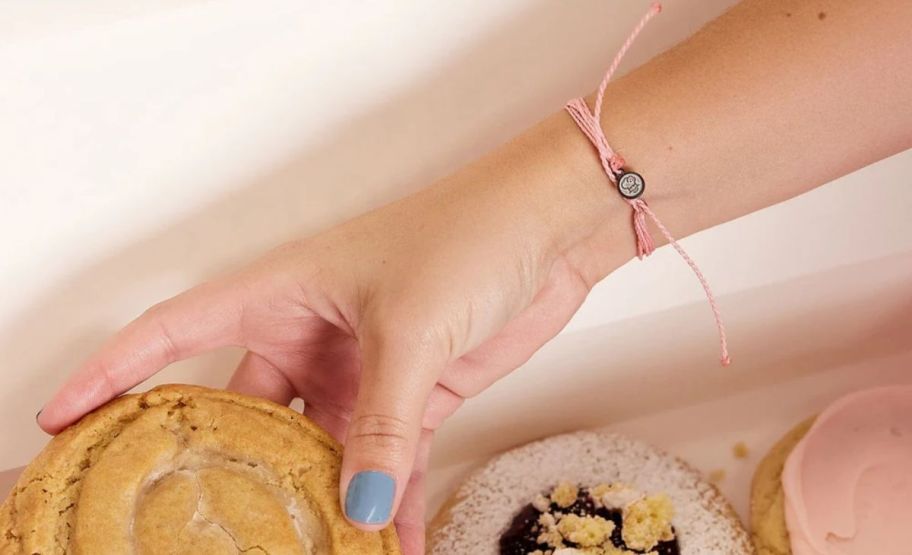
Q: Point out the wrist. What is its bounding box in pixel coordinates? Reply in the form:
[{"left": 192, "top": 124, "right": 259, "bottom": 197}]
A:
[
  {"left": 437, "top": 105, "right": 634, "bottom": 289},
  {"left": 529, "top": 110, "right": 635, "bottom": 286}
]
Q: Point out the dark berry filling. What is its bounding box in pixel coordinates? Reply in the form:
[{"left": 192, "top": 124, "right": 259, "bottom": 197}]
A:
[{"left": 499, "top": 487, "right": 680, "bottom": 555}]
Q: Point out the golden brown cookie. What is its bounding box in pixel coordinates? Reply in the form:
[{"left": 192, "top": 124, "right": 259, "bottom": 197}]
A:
[
  {"left": 428, "top": 430, "right": 752, "bottom": 554},
  {"left": 0, "top": 384, "right": 399, "bottom": 554},
  {"left": 749, "top": 418, "right": 815, "bottom": 555}
]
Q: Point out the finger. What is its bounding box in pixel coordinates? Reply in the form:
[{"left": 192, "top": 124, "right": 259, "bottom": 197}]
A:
[
  {"left": 227, "top": 351, "right": 296, "bottom": 406},
  {"left": 303, "top": 381, "right": 462, "bottom": 436},
  {"left": 394, "top": 430, "right": 432, "bottom": 555},
  {"left": 340, "top": 327, "right": 445, "bottom": 531},
  {"left": 422, "top": 383, "right": 464, "bottom": 431},
  {"left": 305, "top": 403, "right": 433, "bottom": 554},
  {"left": 38, "top": 279, "right": 247, "bottom": 434},
  {"left": 303, "top": 404, "right": 350, "bottom": 443}
]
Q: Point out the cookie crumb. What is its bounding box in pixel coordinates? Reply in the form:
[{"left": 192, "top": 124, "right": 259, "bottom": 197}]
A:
[
  {"left": 550, "top": 482, "right": 580, "bottom": 508},
  {"left": 537, "top": 512, "right": 565, "bottom": 548},
  {"left": 590, "top": 483, "right": 640, "bottom": 509},
  {"left": 532, "top": 493, "right": 551, "bottom": 512},
  {"left": 732, "top": 442, "right": 749, "bottom": 459},
  {"left": 605, "top": 548, "right": 657, "bottom": 555},
  {"left": 622, "top": 494, "right": 675, "bottom": 551},
  {"left": 708, "top": 469, "right": 726, "bottom": 483},
  {"left": 556, "top": 514, "right": 615, "bottom": 547}
]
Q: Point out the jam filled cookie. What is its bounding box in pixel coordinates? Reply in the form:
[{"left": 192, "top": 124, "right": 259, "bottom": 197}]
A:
[{"left": 429, "top": 430, "right": 750, "bottom": 554}]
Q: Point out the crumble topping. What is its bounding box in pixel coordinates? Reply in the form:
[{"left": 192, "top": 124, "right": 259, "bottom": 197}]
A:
[
  {"left": 550, "top": 482, "right": 580, "bottom": 509},
  {"left": 499, "top": 482, "right": 678, "bottom": 555},
  {"left": 536, "top": 512, "right": 565, "bottom": 548},
  {"left": 604, "top": 547, "right": 658, "bottom": 555},
  {"left": 622, "top": 494, "right": 675, "bottom": 551},
  {"left": 533, "top": 494, "right": 552, "bottom": 512},
  {"left": 591, "top": 483, "right": 641, "bottom": 509},
  {"left": 556, "top": 514, "right": 615, "bottom": 547},
  {"left": 548, "top": 547, "right": 659, "bottom": 555}
]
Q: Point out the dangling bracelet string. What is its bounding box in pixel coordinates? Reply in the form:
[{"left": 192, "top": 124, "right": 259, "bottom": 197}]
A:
[{"left": 566, "top": 1, "right": 731, "bottom": 366}]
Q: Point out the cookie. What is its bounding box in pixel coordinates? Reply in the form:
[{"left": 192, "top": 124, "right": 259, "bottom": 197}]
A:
[
  {"left": 428, "top": 430, "right": 751, "bottom": 554},
  {"left": 752, "top": 385, "right": 912, "bottom": 555},
  {"left": 748, "top": 418, "right": 814, "bottom": 555},
  {"left": 0, "top": 384, "right": 399, "bottom": 554}
]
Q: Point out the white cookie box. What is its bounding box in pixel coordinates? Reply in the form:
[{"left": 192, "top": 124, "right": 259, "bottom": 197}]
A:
[
  {"left": 1, "top": 0, "right": 910, "bottom": 528},
  {"left": 427, "top": 251, "right": 912, "bottom": 520}
]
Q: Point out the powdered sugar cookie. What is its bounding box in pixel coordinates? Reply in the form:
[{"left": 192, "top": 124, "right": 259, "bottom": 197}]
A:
[{"left": 429, "top": 430, "right": 750, "bottom": 554}]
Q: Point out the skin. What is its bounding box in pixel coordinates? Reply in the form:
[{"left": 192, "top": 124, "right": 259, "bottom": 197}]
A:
[{"left": 37, "top": 0, "right": 911, "bottom": 553}]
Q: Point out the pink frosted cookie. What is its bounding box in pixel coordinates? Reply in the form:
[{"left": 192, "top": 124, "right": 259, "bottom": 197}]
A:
[
  {"left": 751, "top": 385, "right": 912, "bottom": 555},
  {"left": 429, "top": 430, "right": 750, "bottom": 554}
]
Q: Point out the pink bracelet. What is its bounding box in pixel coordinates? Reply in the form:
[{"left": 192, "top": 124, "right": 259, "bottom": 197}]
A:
[{"left": 565, "top": 2, "right": 731, "bottom": 366}]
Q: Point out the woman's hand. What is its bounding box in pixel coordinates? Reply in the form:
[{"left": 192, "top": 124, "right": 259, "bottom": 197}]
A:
[{"left": 37, "top": 114, "right": 625, "bottom": 554}]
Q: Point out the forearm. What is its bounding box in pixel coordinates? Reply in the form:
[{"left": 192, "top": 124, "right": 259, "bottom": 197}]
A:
[
  {"left": 440, "top": 0, "right": 912, "bottom": 286},
  {"left": 588, "top": 0, "right": 910, "bottom": 250}
]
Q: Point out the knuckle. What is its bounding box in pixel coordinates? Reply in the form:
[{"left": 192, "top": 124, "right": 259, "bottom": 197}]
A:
[
  {"left": 348, "top": 413, "right": 412, "bottom": 456},
  {"left": 138, "top": 302, "right": 180, "bottom": 362},
  {"left": 140, "top": 300, "right": 169, "bottom": 320},
  {"left": 96, "top": 359, "right": 120, "bottom": 398},
  {"left": 152, "top": 316, "right": 179, "bottom": 361}
]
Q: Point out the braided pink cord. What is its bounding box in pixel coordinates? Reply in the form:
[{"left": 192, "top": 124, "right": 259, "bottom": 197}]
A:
[
  {"left": 638, "top": 202, "right": 731, "bottom": 366},
  {"left": 565, "top": 1, "right": 731, "bottom": 366},
  {"left": 593, "top": 2, "right": 662, "bottom": 123}
]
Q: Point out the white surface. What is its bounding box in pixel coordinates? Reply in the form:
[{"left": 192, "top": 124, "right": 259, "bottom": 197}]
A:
[{"left": 1, "top": 0, "right": 911, "bottom": 534}]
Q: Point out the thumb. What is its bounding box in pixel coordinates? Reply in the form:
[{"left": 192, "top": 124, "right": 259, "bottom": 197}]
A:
[{"left": 340, "top": 327, "right": 443, "bottom": 530}]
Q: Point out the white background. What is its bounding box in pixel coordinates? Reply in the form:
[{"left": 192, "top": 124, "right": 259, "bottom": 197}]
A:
[{"left": 1, "top": 0, "right": 910, "bottom": 523}]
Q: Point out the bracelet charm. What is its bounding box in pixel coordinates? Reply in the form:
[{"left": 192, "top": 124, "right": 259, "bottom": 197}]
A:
[{"left": 617, "top": 171, "right": 645, "bottom": 200}]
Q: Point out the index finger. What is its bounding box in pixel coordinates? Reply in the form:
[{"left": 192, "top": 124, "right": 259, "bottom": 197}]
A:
[{"left": 37, "top": 279, "right": 246, "bottom": 434}]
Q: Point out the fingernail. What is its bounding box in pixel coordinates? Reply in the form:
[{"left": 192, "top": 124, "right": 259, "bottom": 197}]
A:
[
  {"left": 344, "top": 471, "right": 395, "bottom": 524},
  {"left": 35, "top": 409, "right": 42, "bottom": 423}
]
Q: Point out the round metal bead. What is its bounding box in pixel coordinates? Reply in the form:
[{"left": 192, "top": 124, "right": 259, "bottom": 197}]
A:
[{"left": 617, "top": 171, "right": 646, "bottom": 199}]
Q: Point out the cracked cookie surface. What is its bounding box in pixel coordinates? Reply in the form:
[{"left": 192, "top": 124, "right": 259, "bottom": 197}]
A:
[{"left": 0, "top": 384, "right": 400, "bottom": 555}]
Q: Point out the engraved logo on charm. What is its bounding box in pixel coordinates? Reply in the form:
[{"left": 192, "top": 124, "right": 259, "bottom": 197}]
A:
[{"left": 617, "top": 172, "right": 645, "bottom": 199}]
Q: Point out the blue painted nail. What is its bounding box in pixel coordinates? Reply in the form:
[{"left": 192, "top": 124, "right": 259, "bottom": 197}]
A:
[{"left": 345, "top": 471, "right": 395, "bottom": 524}]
